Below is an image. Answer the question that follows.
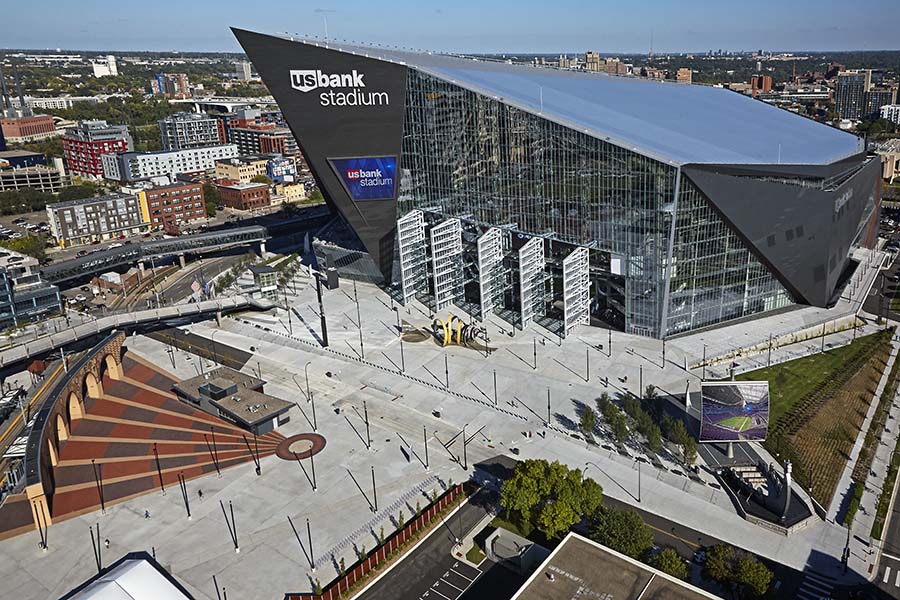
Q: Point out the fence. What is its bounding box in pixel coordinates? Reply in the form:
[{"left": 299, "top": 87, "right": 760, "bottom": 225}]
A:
[{"left": 284, "top": 483, "right": 464, "bottom": 600}]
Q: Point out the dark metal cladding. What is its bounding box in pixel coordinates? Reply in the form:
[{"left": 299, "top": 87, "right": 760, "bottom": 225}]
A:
[
  {"left": 683, "top": 158, "right": 882, "bottom": 307},
  {"left": 231, "top": 28, "right": 408, "bottom": 280}
]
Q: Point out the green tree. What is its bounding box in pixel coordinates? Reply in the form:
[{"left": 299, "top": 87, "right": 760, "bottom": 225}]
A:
[
  {"left": 0, "top": 235, "right": 46, "bottom": 261},
  {"left": 309, "top": 189, "right": 324, "bottom": 202},
  {"left": 203, "top": 183, "right": 220, "bottom": 204},
  {"left": 596, "top": 392, "right": 612, "bottom": 415},
  {"left": 57, "top": 183, "right": 98, "bottom": 202},
  {"left": 682, "top": 436, "right": 698, "bottom": 466},
  {"left": 645, "top": 424, "right": 663, "bottom": 454},
  {"left": 205, "top": 200, "right": 217, "bottom": 217},
  {"left": 250, "top": 174, "right": 273, "bottom": 184},
  {"left": 735, "top": 554, "right": 773, "bottom": 597},
  {"left": 588, "top": 506, "right": 653, "bottom": 559},
  {"left": 651, "top": 548, "right": 688, "bottom": 580},
  {"left": 610, "top": 412, "right": 629, "bottom": 444},
  {"left": 338, "top": 556, "right": 346, "bottom": 576},
  {"left": 579, "top": 406, "right": 597, "bottom": 439},
  {"left": 703, "top": 544, "right": 735, "bottom": 582},
  {"left": 500, "top": 459, "right": 603, "bottom": 539}
]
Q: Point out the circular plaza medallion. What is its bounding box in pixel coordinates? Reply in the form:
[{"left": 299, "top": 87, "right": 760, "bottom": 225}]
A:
[{"left": 276, "top": 433, "right": 327, "bottom": 461}]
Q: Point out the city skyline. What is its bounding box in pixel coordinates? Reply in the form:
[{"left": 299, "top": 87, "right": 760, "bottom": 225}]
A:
[{"left": 1, "top": 0, "right": 899, "bottom": 54}]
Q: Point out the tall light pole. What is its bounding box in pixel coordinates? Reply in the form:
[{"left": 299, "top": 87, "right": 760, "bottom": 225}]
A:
[
  {"left": 354, "top": 279, "right": 364, "bottom": 359},
  {"left": 304, "top": 361, "right": 312, "bottom": 403},
  {"left": 702, "top": 344, "right": 707, "bottom": 380}
]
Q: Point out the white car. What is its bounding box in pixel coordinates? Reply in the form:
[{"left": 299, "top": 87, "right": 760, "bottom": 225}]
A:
[
  {"left": 75, "top": 294, "right": 87, "bottom": 302},
  {"left": 108, "top": 243, "right": 123, "bottom": 249}
]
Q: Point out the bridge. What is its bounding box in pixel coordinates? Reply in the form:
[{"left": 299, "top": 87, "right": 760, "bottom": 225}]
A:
[
  {"left": 41, "top": 225, "right": 269, "bottom": 285},
  {"left": 0, "top": 295, "right": 270, "bottom": 369},
  {"left": 168, "top": 96, "right": 279, "bottom": 112}
]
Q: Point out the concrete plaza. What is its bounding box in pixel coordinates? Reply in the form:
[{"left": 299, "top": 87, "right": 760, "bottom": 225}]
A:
[{"left": 0, "top": 245, "right": 886, "bottom": 598}]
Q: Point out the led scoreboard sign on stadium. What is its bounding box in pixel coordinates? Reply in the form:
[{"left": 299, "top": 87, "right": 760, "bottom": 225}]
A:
[
  {"left": 328, "top": 156, "right": 398, "bottom": 201},
  {"left": 699, "top": 381, "right": 770, "bottom": 443}
]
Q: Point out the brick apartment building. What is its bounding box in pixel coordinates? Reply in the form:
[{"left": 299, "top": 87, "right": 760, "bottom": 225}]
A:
[
  {"left": 216, "top": 181, "right": 270, "bottom": 211},
  {"left": 0, "top": 114, "right": 57, "bottom": 143},
  {"left": 141, "top": 181, "right": 206, "bottom": 230},
  {"left": 63, "top": 120, "right": 133, "bottom": 177}
]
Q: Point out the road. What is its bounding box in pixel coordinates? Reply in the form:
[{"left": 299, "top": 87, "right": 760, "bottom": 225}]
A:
[{"left": 358, "top": 489, "right": 494, "bottom": 600}]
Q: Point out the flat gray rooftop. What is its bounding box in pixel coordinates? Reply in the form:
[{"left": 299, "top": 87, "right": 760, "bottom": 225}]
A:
[{"left": 511, "top": 533, "right": 717, "bottom": 600}]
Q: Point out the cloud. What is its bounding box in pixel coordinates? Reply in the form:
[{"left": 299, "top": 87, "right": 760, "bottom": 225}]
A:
[{"left": 314, "top": 8, "right": 338, "bottom": 13}]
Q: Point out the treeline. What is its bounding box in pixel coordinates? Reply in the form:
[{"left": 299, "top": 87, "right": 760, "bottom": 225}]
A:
[
  {"left": 0, "top": 183, "right": 98, "bottom": 215},
  {"left": 500, "top": 459, "right": 773, "bottom": 596},
  {"left": 49, "top": 95, "right": 184, "bottom": 127}
]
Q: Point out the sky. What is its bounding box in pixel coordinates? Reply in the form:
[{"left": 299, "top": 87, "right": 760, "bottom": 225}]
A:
[{"left": 2, "top": 0, "right": 899, "bottom": 54}]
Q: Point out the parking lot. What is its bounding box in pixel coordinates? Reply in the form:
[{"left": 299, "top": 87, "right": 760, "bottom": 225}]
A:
[{"left": 419, "top": 561, "right": 481, "bottom": 600}]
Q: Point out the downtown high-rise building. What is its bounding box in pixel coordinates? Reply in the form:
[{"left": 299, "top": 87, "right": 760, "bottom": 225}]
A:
[{"left": 835, "top": 70, "right": 871, "bottom": 120}]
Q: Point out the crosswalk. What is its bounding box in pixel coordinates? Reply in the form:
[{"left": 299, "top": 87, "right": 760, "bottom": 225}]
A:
[
  {"left": 881, "top": 563, "right": 900, "bottom": 589},
  {"left": 794, "top": 570, "right": 835, "bottom": 600}
]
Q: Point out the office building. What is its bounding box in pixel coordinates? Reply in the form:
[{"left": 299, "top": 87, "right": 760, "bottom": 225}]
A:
[
  {"left": 214, "top": 155, "right": 268, "bottom": 182},
  {"left": 215, "top": 181, "right": 270, "bottom": 211},
  {"left": 676, "top": 68, "right": 692, "bottom": 84},
  {"left": 102, "top": 144, "right": 239, "bottom": 182},
  {"left": 266, "top": 155, "right": 298, "bottom": 183},
  {"left": 236, "top": 60, "right": 253, "bottom": 81},
  {"left": 91, "top": 55, "right": 118, "bottom": 78},
  {"left": 865, "top": 87, "right": 897, "bottom": 119},
  {"left": 230, "top": 122, "right": 298, "bottom": 156},
  {"left": 139, "top": 181, "right": 206, "bottom": 230},
  {"left": 62, "top": 120, "right": 133, "bottom": 178},
  {"left": 583, "top": 52, "right": 602, "bottom": 72},
  {"left": 238, "top": 29, "right": 880, "bottom": 340},
  {"left": 0, "top": 248, "right": 61, "bottom": 327},
  {"left": 46, "top": 193, "right": 149, "bottom": 247},
  {"left": 882, "top": 104, "right": 900, "bottom": 125},
  {"left": 0, "top": 114, "right": 58, "bottom": 143},
  {"left": 212, "top": 107, "right": 286, "bottom": 144},
  {"left": 151, "top": 73, "right": 191, "bottom": 99},
  {"left": 750, "top": 74, "right": 773, "bottom": 97},
  {"left": 159, "top": 112, "right": 222, "bottom": 151},
  {"left": 13, "top": 95, "right": 103, "bottom": 110},
  {"left": 835, "top": 70, "right": 871, "bottom": 120},
  {"left": 0, "top": 152, "right": 70, "bottom": 192}
]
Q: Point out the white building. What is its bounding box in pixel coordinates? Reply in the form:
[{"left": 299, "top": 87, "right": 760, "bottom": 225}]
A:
[
  {"left": 235, "top": 60, "right": 252, "bottom": 81},
  {"left": 102, "top": 144, "right": 239, "bottom": 182},
  {"left": 882, "top": 104, "right": 900, "bottom": 125},
  {"left": 9, "top": 95, "right": 103, "bottom": 110},
  {"left": 92, "top": 55, "right": 118, "bottom": 78}
]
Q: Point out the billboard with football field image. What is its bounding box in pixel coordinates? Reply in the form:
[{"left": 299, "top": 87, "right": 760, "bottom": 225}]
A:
[{"left": 700, "top": 382, "right": 769, "bottom": 442}]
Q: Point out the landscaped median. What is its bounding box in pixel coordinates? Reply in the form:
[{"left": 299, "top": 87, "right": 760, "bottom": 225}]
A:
[
  {"left": 283, "top": 483, "right": 467, "bottom": 600},
  {"left": 872, "top": 438, "right": 900, "bottom": 539},
  {"left": 735, "top": 329, "right": 893, "bottom": 509}
]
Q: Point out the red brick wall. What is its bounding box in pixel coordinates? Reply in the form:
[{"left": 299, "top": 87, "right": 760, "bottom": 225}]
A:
[{"left": 284, "top": 485, "right": 464, "bottom": 600}]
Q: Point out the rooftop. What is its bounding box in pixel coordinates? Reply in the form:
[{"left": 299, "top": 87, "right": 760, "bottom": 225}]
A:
[
  {"left": 253, "top": 31, "right": 864, "bottom": 167},
  {"left": 510, "top": 533, "right": 718, "bottom": 600},
  {"left": 46, "top": 192, "right": 136, "bottom": 210},
  {"left": 174, "top": 365, "right": 264, "bottom": 400}
]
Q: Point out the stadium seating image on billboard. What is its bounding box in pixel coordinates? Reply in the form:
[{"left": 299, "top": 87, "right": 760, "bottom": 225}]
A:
[{"left": 700, "top": 382, "right": 770, "bottom": 442}]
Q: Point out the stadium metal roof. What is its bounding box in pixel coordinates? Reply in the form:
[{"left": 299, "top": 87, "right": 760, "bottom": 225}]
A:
[{"left": 282, "top": 36, "right": 864, "bottom": 167}]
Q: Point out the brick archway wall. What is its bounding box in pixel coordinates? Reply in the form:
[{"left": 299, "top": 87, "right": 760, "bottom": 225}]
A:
[{"left": 25, "top": 332, "right": 126, "bottom": 528}]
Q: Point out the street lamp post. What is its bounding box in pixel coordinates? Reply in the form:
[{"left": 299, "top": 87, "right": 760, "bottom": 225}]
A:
[
  {"left": 304, "top": 361, "right": 312, "bottom": 403},
  {"left": 702, "top": 344, "right": 707, "bottom": 380}
]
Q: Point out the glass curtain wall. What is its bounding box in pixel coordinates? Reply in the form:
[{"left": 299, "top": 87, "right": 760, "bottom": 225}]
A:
[
  {"left": 398, "top": 70, "right": 675, "bottom": 337},
  {"left": 664, "top": 177, "right": 791, "bottom": 336}
]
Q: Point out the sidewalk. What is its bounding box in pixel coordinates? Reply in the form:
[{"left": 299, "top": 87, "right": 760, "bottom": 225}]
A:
[
  {"left": 830, "top": 339, "right": 899, "bottom": 522},
  {"left": 852, "top": 336, "right": 900, "bottom": 580}
]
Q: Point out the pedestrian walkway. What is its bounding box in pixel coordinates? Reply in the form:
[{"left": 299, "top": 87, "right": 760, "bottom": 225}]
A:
[
  {"left": 794, "top": 570, "right": 836, "bottom": 600},
  {"left": 829, "top": 339, "right": 899, "bottom": 522}
]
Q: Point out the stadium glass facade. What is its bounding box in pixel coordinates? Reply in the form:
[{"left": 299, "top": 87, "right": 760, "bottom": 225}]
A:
[
  {"left": 234, "top": 29, "right": 879, "bottom": 340},
  {"left": 397, "top": 70, "right": 790, "bottom": 337}
]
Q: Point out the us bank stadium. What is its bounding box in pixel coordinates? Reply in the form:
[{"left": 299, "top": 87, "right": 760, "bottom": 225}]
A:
[{"left": 234, "top": 28, "right": 882, "bottom": 339}]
